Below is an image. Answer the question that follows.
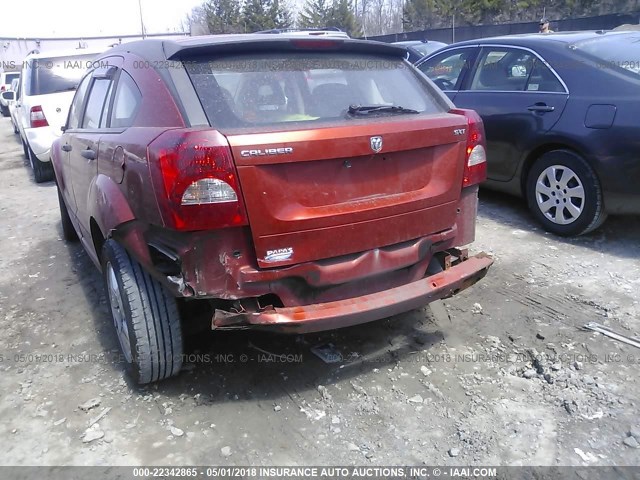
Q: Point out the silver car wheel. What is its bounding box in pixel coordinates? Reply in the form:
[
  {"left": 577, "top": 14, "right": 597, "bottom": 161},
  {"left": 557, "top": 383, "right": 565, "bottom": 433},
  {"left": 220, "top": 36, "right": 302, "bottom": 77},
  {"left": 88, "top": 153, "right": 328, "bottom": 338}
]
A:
[
  {"left": 106, "top": 261, "right": 132, "bottom": 363},
  {"left": 535, "top": 164, "right": 585, "bottom": 225}
]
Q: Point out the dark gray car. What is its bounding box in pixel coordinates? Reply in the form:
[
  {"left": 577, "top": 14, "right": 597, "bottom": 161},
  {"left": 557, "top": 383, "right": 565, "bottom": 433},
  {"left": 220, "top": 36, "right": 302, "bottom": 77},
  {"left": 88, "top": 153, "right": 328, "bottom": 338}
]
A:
[{"left": 417, "top": 31, "right": 640, "bottom": 236}]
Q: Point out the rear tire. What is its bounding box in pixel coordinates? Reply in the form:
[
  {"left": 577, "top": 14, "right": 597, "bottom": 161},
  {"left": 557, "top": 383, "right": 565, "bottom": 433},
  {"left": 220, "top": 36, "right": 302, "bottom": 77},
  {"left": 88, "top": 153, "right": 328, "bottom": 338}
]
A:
[
  {"left": 57, "top": 186, "right": 78, "bottom": 241},
  {"left": 26, "top": 144, "right": 54, "bottom": 183},
  {"left": 526, "top": 150, "right": 607, "bottom": 236},
  {"left": 102, "top": 239, "right": 183, "bottom": 384},
  {"left": 0, "top": 105, "right": 8, "bottom": 117}
]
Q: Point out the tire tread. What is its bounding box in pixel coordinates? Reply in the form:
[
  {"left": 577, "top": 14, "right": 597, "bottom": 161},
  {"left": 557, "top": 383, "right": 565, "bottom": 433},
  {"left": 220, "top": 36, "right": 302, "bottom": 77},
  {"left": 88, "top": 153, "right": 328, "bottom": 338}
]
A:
[{"left": 104, "top": 240, "right": 182, "bottom": 384}]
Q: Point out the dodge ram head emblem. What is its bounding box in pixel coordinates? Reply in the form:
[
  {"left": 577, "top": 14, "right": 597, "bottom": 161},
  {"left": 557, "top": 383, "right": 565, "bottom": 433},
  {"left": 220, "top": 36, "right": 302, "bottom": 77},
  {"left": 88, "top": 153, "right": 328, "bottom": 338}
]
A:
[{"left": 370, "top": 136, "right": 383, "bottom": 153}]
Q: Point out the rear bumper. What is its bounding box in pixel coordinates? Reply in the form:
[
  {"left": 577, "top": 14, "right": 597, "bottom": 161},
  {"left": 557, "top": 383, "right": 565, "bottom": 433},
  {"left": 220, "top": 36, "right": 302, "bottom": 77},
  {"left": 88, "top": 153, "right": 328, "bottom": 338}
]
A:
[
  {"left": 212, "top": 252, "right": 493, "bottom": 333},
  {"left": 25, "top": 126, "right": 56, "bottom": 162}
]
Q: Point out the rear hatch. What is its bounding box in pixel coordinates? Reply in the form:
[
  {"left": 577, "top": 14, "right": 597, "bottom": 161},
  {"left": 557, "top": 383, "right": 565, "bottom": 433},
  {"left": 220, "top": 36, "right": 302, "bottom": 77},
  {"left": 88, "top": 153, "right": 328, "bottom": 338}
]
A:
[
  {"left": 36, "top": 91, "right": 76, "bottom": 133},
  {"left": 183, "top": 42, "right": 468, "bottom": 268},
  {"left": 27, "top": 53, "right": 97, "bottom": 132}
]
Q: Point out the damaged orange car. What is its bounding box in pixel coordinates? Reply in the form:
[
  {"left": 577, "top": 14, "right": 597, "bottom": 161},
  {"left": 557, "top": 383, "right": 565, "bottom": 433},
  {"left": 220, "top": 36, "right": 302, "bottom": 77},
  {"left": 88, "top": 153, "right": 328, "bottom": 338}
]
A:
[{"left": 51, "top": 34, "right": 493, "bottom": 383}]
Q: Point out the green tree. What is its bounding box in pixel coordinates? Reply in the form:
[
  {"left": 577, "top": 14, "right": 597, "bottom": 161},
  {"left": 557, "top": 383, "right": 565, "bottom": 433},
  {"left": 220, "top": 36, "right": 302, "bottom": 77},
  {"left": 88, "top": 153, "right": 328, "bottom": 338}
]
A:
[
  {"left": 403, "top": 0, "right": 437, "bottom": 30},
  {"left": 242, "top": 0, "right": 292, "bottom": 31},
  {"left": 329, "top": 0, "right": 362, "bottom": 36},
  {"left": 269, "top": 0, "right": 293, "bottom": 28},
  {"left": 203, "top": 0, "right": 243, "bottom": 34},
  {"left": 298, "top": 0, "right": 333, "bottom": 28}
]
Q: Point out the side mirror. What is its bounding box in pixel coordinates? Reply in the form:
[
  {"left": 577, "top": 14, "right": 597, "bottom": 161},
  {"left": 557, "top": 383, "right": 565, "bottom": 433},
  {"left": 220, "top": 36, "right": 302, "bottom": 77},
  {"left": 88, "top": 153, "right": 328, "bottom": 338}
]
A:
[
  {"left": 61, "top": 125, "right": 67, "bottom": 132},
  {"left": 1, "top": 91, "right": 15, "bottom": 101}
]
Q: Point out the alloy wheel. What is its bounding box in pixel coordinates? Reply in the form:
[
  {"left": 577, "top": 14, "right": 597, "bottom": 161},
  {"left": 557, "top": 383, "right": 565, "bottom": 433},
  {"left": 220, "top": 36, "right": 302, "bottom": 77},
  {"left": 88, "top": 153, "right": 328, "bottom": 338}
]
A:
[{"left": 534, "top": 164, "right": 585, "bottom": 225}]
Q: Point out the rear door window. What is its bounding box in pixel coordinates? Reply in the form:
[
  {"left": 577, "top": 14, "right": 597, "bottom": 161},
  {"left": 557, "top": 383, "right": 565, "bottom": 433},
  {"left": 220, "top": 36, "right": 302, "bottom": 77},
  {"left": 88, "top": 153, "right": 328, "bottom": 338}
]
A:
[
  {"left": 469, "top": 47, "right": 565, "bottom": 93},
  {"left": 470, "top": 48, "right": 534, "bottom": 91},
  {"left": 525, "top": 59, "right": 565, "bottom": 92},
  {"left": 82, "top": 78, "right": 112, "bottom": 129},
  {"left": 67, "top": 74, "right": 92, "bottom": 130},
  {"left": 110, "top": 71, "right": 142, "bottom": 128},
  {"left": 184, "top": 52, "right": 446, "bottom": 131}
]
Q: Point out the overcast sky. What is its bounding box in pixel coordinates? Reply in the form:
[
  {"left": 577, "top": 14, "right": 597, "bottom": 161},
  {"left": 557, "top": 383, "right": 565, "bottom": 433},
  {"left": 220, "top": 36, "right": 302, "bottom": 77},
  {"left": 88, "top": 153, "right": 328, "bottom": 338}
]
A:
[{"left": 4, "top": 0, "right": 205, "bottom": 38}]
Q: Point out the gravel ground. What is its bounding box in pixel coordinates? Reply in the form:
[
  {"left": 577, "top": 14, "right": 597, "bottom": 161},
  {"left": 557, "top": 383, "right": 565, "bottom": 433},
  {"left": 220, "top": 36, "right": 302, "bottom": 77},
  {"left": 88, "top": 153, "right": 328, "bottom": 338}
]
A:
[{"left": 0, "top": 115, "right": 639, "bottom": 467}]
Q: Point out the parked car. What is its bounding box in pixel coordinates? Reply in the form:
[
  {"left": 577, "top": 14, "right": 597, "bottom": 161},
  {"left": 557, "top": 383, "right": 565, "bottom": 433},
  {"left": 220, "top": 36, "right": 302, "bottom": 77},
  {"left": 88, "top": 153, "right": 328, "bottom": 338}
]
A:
[
  {"left": 1, "top": 77, "right": 20, "bottom": 131},
  {"left": 416, "top": 31, "right": 640, "bottom": 236},
  {"left": 0, "top": 71, "right": 20, "bottom": 116},
  {"left": 15, "top": 49, "right": 101, "bottom": 182},
  {"left": 51, "top": 34, "right": 493, "bottom": 383},
  {"left": 8, "top": 78, "right": 20, "bottom": 133},
  {"left": 392, "top": 40, "right": 448, "bottom": 63}
]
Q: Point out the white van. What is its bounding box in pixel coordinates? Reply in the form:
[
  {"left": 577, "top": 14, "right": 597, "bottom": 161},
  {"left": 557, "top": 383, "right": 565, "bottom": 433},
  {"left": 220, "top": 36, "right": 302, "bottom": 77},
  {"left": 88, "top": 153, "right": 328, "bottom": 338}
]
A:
[{"left": 16, "top": 48, "right": 102, "bottom": 182}]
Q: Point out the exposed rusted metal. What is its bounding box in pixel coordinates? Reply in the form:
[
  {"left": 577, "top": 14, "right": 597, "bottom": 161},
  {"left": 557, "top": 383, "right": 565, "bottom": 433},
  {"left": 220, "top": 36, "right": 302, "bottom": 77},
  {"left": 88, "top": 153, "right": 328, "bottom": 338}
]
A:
[{"left": 211, "top": 252, "right": 493, "bottom": 333}]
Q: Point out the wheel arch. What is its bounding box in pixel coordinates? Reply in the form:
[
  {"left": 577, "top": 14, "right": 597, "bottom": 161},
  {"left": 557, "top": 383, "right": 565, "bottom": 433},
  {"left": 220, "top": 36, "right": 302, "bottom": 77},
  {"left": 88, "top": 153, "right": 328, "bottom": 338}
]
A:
[
  {"left": 87, "top": 174, "right": 149, "bottom": 267},
  {"left": 519, "top": 142, "right": 591, "bottom": 197},
  {"left": 90, "top": 218, "right": 106, "bottom": 264}
]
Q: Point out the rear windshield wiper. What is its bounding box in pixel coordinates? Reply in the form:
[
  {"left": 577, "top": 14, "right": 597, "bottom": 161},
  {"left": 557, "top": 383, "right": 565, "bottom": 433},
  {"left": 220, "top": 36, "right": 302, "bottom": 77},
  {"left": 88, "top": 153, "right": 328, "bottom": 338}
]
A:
[{"left": 347, "top": 104, "right": 420, "bottom": 115}]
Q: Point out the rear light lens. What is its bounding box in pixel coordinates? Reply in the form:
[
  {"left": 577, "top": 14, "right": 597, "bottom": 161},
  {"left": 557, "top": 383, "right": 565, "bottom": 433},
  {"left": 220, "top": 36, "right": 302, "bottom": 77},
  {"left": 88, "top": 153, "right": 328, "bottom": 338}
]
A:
[
  {"left": 181, "top": 178, "right": 237, "bottom": 205},
  {"left": 451, "top": 108, "right": 487, "bottom": 187},
  {"left": 0, "top": 85, "right": 5, "bottom": 92},
  {"left": 30, "top": 106, "right": 49, "bottom": 128},
  {"left": 147, "top": 129, "right": 248, "bottom": 231}
]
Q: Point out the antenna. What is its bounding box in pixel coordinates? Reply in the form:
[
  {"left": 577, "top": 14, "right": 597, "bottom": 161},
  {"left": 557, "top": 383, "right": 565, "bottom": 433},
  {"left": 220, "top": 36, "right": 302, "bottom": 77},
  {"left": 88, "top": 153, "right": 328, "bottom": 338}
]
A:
[{"left": 138, "top": 0, "right": 146, "bottom": 39}]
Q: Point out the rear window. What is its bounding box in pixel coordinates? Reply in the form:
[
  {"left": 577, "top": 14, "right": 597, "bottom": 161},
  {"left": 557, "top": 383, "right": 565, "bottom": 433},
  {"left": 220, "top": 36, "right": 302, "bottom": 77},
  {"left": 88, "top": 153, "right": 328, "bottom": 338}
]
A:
[
  {"left": 26, "top": 54, "right": 96, "bottom": 96},
  {"left": 4, "top": 72, "right": 19, "bottom": 84},
  {"left": 570, "top": 33, "right": 640, "bottom": 78},
  {"left": 184, "top": 52, "right": 446, "bottom": 131}
]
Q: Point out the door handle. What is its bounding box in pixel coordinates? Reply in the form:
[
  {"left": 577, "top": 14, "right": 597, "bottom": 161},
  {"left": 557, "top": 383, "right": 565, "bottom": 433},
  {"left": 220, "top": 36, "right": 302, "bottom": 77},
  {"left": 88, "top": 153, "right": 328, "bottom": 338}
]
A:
[
  {"left": 80, "top": 149, "right": 96, "bottom": 160},
  {"left": 527, "top": 103, "right": 555, "bottom": 113},
  {"left": 61, "top": 144, "right": 72, "bottom": 152}
]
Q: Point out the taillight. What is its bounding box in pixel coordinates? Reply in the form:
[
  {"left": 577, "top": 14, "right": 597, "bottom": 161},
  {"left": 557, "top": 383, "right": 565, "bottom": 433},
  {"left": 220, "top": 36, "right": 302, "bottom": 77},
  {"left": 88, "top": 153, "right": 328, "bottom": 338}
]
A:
[
  {"left": 147, "top": 129, "right": 248, "bottom": 231},
  {"left": 451, "top": 108, "right": 487, "bottom": 187},
  {"left": 0, "top": 85, "right": 5, "bottom": 92},
  {"left": 30, "top": 106, "right": 49, "bottom": 128}
]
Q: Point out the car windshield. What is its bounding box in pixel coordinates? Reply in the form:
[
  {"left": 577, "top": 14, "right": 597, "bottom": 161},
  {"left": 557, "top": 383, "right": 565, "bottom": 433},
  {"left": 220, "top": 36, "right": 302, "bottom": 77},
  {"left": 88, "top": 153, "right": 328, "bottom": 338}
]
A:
[
  {"left": 27, "top": 53, "right": 96, "bottom": 95},
  {"left": 184, "top": 52, "right": 444, "bottom": 131},
  {"left": 570, "top": 33, "right": 640, "bottom": 77},
  {"left": 5, "top": 72, "right": 19, "bottom": 84}
]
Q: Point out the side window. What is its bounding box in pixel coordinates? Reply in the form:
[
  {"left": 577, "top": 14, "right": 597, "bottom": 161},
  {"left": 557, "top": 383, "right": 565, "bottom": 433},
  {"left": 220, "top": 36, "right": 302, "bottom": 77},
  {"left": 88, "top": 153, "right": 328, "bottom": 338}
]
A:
[
  {"left": 82, "top": 78, "right": 112, "bottom": 129},
  {"left": 67, "top": 73, "right": 92, "bottom": 130},
  {"left": 470, "top": 48, "right": 534, "bottom": 92},
  {"left": 418, "top": 48, "right": 477, "bottom": 90},
  {"left": 110, "top": 71, "right": 142, "bottom": 128},
  {"left": 526, "top": 58, "right": 565, "bottom": 92}
]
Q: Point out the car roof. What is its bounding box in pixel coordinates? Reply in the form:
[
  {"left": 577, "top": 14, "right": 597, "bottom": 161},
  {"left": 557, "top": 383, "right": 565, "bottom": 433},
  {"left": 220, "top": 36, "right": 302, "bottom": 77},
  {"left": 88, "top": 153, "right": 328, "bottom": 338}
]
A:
[
  {"left": 393, "top": 40, "right": 445, "bottom": 46},
  {"left": 107, "top": 34, "right": 407, "bottom": 61},
  {"left": 443, "top": 30, "right": 635, "bottom": 49}
]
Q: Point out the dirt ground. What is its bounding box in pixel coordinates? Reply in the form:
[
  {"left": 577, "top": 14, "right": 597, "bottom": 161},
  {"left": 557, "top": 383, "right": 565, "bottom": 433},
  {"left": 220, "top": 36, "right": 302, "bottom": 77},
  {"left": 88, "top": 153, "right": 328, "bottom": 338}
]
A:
[{"left": 0, "top": 115, "right": 639, "bottom": 468}]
